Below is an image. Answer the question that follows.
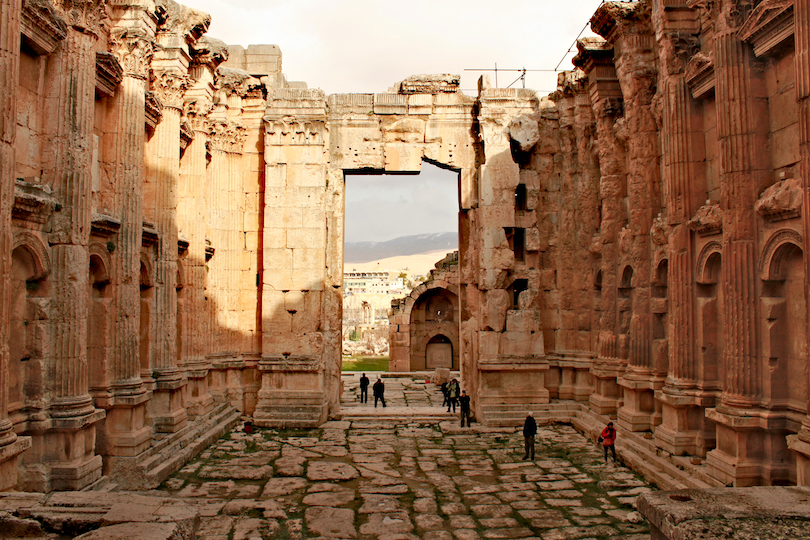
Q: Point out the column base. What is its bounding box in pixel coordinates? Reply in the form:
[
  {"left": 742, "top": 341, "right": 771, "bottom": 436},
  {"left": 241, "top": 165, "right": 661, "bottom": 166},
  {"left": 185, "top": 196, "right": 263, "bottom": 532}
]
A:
[
  {"left": 589, "top": 360, "right": 625, "bottom": 416},
  {"left": 98, "top": 391, "right": 153, "bottom": 459},
  {"left": 185, "top": 363, "right": 214, "bottom": 419},
  {"left": 787, "top": 421, "right": 810, "bottom": 486},
  {"left": 617, "top": 373, "right": 664, "bottom": 432},
  {"left": 18, "top": 409, "right": 106, "bottom": 492},
  {"left": 148, "top": 379, "right": 188, "bottom": 434},
  {"left": 0, "top": 433, "right": 32, "bottom": 491}
]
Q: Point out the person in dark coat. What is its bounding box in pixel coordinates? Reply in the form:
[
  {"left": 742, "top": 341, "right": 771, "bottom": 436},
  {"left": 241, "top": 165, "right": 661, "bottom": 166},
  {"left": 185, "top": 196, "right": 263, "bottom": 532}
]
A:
[
  {"left": 373, "top": 378, "right": 386, "bottom": 408},
  {"left": 522, "top": 412, "right": 537, "bottom": 460},
  {"left": 600, "top": 421, "right": 617, "bottom": 463},
  {"left": 359, "top": 373, "right": 369, "bottom": 404},
  {"left": 459, "top": 390, "right": 471, "bottom": 427},
  {"left": 440, "top": 381, "right": 449, "bottom": 407}
]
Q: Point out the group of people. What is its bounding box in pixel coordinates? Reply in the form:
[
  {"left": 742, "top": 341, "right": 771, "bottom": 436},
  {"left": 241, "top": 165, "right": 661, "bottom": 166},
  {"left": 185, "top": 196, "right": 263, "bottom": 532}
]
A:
[
  {"left": 358, "top": 373, "right": 386, "bottom": 408},
  {"left": 523, "top": 413, "right": 618, "bottom": 464},
  {"left": 359, "top": 374, "right": 618, "bottom": 462}
]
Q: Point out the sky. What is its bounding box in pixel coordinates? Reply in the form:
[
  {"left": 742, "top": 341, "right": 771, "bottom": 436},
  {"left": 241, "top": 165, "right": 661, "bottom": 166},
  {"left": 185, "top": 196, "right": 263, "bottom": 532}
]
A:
[
  {"left": 344, "top": 164, "right": 459, "bottom": 243},
  {"left": 186, "top": 0, "right": 604, "bottom": 242}
]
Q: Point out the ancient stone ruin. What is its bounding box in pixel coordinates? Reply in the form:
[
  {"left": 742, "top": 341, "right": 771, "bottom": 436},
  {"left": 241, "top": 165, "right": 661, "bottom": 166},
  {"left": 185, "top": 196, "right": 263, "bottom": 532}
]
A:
[{"left": 1, "top": 0, "right": 810, "bottom": 524}]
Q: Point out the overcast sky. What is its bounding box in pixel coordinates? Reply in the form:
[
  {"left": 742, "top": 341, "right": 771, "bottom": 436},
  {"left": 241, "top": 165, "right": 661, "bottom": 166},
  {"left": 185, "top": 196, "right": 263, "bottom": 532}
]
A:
[{"left": 187, "top": 0, "right": 603, "bottom": 242}]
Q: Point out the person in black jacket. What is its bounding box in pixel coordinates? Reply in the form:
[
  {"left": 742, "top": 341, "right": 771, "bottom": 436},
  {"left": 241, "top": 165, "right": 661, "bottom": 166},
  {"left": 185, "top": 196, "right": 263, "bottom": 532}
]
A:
[
  {"left": 459, "top": 390, "right": 471, "bottom": 427},
  {"left": 359, "top": 373, "right": 369, "bottom": 404},
  {"left": 373, "top": 378, "right": 386, "bottom": 408},
  {"left": 522, "top": 412, "right": 537, "bottom": 460}
]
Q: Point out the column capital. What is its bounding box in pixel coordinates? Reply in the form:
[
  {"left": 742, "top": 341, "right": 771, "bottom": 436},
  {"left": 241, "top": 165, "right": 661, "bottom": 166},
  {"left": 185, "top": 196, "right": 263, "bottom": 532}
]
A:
[
  {"left": 183, "top": 97, "right": 212, "bottom": 133},
  {"left": 150, "top": 69, "right": 189, "bottom": 110},
  {"left": 110, "top": 28, "right": 153, "bottom": 79},
  {"left": 209, "top": 119, "right": 244, "bottom": 153}
]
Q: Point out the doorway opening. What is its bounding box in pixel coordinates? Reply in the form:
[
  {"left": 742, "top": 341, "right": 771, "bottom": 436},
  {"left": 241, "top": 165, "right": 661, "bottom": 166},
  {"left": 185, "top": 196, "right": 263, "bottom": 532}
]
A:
[{"left": 341, "top": 160, "right": 460, "bottom": 374}]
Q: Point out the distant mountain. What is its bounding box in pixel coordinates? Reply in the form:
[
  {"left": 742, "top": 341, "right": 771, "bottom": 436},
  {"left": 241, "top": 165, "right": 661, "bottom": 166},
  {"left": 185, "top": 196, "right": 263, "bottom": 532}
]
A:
[{"left": 345, "top": 232, "right": 458, "bottom": 263}]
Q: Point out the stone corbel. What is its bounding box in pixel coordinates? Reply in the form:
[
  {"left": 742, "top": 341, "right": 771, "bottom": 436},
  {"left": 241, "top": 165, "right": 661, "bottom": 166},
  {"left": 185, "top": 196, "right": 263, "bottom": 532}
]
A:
[
  {"left": 90, "top": 213, "right": 121, "bottom": 237},
  {"left": 755, "top": 175, "right": 802, "bottom": 221},
  {"left": 684, "top": 52, "right": 714, "bottom": 99},
  {"left": 95, "top": 52, "right": 123, "bottom": 98},
  {"left": 688, "top": 200, "right": 722, "bottom": 236},
  {"left": 21, "top": 0, "right": 67, "bottom": 55},
  {"left": 737, "top": 0, "right": 794, "bottom": 58},
  {"left": 145, "top": 91, "right": 163, "bottom": 129}
]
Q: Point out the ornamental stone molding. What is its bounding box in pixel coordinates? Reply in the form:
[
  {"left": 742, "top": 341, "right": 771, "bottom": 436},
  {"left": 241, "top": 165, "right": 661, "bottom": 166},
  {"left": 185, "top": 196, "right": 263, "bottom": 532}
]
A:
[
  {"left": 651, "top": 214, "right": 669, "bottom": 247},
  {"left": 759, "top": 228, "right": 803, "bottom": 280},
  {"left": 208, "top": 120, "right": 245, "bottom": 153},
  {"left": 183, "top": 98, "right": 212, "bottom": 132},
  {"left": 109, "top": 29, "right": 154, "bottom": 79},
  {"left": 696, "top": 240, "right": 723, "bottom": 284},
  {"left": 12, "top": 231, "right": 52, "bottom": 280},
  {"left": 145, "top": 90, "right": 164, "bottom": 128},
  {"left": 150, "top": 69, "right": 190, "bottom": 110},
  {"left": 755, "top": 176, "right": 802, "bottom": 222},
  {"left": 265, "top": 118, "right": 325, "bottom": 147},
  {"left": 661, "top": 31, "right": 701, "bottom": 76},
  {"left": 21, "top": 0, "right": 68, "bottom": 55},
  {"left": 215, "top": 66, "right": 262, "bottom": 98},
  {"left": 396, "top": 74, "right": 460, "bottom": 94},
  {"left": 192, "top": 36, "right": 229, "bottom": 69},
  {"left": 689, "top": 200, "right": 722, "bottom": 236},
  {"left": 685, "top": 52, "right": 715, "bottom": 99},
  {"left": 51, "top": 0, "right": 107, "bottom": 35},
  {"left": 95, "top": 51, "right": 123, "bottom": 98},
  {"left": 737, "top": 0, "right": 794, "bottom": 57},
  {"left": 155, "top": 0, "right": 210, "bottom": 44}
]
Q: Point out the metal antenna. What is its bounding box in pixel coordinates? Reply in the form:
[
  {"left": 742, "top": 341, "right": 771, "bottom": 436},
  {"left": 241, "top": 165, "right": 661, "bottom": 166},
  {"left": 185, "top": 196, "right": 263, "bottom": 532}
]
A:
[{"left": 464, "top": 65, "right": 558, "bottom": 88}]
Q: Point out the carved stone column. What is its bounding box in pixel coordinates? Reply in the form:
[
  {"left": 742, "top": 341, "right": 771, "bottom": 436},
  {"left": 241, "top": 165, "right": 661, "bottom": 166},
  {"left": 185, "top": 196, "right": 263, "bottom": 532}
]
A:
[
  {"left": 145, "top": 69, "right": 188, "bottom": 433},
  {"left": 101, "top": 23, "right": 154, "bottom": 464},
  {"left": 789, "top": 0, "right": 810, "bottom": 487},
  {"left": 591, "top": 3, "right": 663, "bottom": 433},
  {"left": 573, "top": 38, "right": 628, "bottom": 416},
  {"left": 652, "top": 8, "right": 716, "bottom": 456},
  {"left": 23, "top": 0, "right": 107, "bottom": 491},
  {"left": 0, "top": 0, "right": 32, "bottom": 491},
  {"left": 705, "top": 0, "right": 770, "bottom": 487}
]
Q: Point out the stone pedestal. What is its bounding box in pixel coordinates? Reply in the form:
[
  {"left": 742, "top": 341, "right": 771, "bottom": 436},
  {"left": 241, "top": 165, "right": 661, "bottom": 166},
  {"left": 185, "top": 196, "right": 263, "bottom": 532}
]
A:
[
  {"left": 618, "top": 369, "right": 665, "bottom": 432},
  {"left": 253, "top": 356, "right": 328, "bottom": 428},
  {"left": 589, "top": 360, "right": 624, "bottom": 416},
  {"left": 655, "top": 387, "right": 720, "bottom": 458}
]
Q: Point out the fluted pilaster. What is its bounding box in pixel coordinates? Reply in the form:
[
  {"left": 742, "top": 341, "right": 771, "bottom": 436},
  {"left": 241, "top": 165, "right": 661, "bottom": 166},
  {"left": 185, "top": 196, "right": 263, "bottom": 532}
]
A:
[
  {"left": 715, "top": 29, "right": 763, "bottom": 406},
  {"left": 0, "top": 0, "right": 23, "bottom": 453}
]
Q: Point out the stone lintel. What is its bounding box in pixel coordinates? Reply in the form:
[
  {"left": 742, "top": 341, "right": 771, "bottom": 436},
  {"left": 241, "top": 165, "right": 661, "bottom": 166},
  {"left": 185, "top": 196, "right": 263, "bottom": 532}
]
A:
[
  {"left": 95, "top": 51, "right": 123, "bottom": 98},
  {"left": 21, "top": 0, "right": 67, "bottom": 55},
  {"left": 737, "top": 0, "right": 794, "bottom": 58},
  {"left": 91, "top": 213, "right": 122, "bottom": 237},
  {"left": 638, "top": 486, "right": 810, "bottom": 540}
]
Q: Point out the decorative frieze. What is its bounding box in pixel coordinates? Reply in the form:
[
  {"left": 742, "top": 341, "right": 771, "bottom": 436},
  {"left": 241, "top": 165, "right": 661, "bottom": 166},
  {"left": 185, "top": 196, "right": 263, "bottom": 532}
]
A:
[
  {"left": 51, "top": 0, "right": 106, "bottom": 35},
  {"left": 21, "top": 0, "right": 67, "bottom": 55},
  {"left": 396, "top": 74, "right": 460, "bottom": 94},
  {"left": 265, "top": 118, "right": 325, "bottom": 146},
  {"left": 95, "top": 51, "right": 123, "bottom": 98}
]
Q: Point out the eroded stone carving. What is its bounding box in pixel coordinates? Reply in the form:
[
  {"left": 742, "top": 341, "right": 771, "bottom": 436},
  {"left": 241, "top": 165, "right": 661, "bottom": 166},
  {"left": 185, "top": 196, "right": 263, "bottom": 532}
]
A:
[{"left": 755, "top": 176, "right": 803, "bottom": 221}]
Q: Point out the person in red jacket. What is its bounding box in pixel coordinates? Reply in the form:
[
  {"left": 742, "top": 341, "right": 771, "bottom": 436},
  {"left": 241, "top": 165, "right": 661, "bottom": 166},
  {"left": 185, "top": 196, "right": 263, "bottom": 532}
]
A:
[{"left": 600, "top": 422, "right": 617, "bottom": 463}]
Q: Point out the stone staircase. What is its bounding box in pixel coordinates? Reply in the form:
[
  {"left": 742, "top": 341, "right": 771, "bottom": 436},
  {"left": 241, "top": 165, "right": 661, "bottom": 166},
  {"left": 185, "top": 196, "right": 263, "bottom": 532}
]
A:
[
  {"left": 98, "top": 402, "right": 241, "bottom": 491},
  {"left": 479, "top": 401, "right": 584, "bottom": 427},
  {"left": 339, "top": 406, "right": 457, "bottom": 423}
]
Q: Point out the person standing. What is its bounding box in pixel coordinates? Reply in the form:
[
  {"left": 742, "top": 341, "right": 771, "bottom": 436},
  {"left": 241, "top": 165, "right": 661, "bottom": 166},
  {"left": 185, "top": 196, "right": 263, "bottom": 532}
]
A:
[
  {"left": 373, "top": 378, "right": 386, "bottom": 408},
  {"left": 359, "top": 373, "right": 369, "bottom": 404},
  {"left": 447, "top": 378, "right": 459, "bottom": 413},
  {"left": 600, "top": 422, "right": 617, "bottom": 463},
  {"left": 522, "top": 412, "right": 537, "bottom": 460},
  {"left": 459, "top": 390, "right": 471, "bottom": 427},
  {"left": 440, "top": 381, "right": 449, "bottom": 408}
]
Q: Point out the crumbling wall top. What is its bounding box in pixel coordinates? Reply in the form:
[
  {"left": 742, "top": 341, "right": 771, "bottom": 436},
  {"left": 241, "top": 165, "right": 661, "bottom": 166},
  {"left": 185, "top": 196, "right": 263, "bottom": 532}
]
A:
[{"left": 396, "top": 74, "right": 460, "bottom": 94}]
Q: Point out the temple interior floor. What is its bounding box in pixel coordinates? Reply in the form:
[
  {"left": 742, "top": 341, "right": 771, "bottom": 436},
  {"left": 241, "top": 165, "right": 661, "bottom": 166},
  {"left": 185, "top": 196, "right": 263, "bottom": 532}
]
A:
[{"left": 150, "top": 375, "right": 654, "bottom": 540}]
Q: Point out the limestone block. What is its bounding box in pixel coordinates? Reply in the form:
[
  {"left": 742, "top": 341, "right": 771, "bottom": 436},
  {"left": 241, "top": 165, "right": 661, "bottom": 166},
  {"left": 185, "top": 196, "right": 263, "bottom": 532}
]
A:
[
  {"left": 483, "top": 290, "right": 509, "bottom": 332},
  {"left": 509, "top": 114, "right": 541, "bottom": 152},
  {"left": 459, "top": 168, "right": 476, "bottom": 210},
  {"left": 479, "top": 206, "right": 515, "bottom": 228},
  {"left": 525, "top": 229, "right": 542, "bottom": 252},
  {"left": 263, "top": 248, "right": 293, "bottom": 270},
  {"left": 478, "top": 331, "right": 499, "bottom": 359},
  {"left": 384, "top": 144, "right": 423, "bottom": 172},
  {"left": 506, "top": 310, "right": 541, "bottom": 333},
  {"left": 73, "top": 523, "right": 184, "bottom": 540},
  {"left": 287, "top": 163, "right": 326, "bottom": 188},
  {"left": 373, "top": 94, "right": 408, "bottom": 115},
  {"left": 431, "top": 368, "right": 451, "bottom": 385},
  {"left": 287, "top": 227, "right": 326, "bottom": 250},
  {"left": 327, "top": 93, "right": 374, "bottom": 114},
  {"left": 408, "top": 94, "right": 432, "bottom": 115}
]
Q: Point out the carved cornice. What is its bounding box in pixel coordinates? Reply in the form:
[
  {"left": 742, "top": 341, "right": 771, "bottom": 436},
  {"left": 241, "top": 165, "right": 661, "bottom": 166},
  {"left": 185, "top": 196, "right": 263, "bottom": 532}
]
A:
[
  {"left": 572, "top": 37, "right": 613, "bottom": 73},
  {"left": 685, "top": 52, "right": 715, "bottom": 99},
  {"left": 590, "top": 0, "right": 649, "bottom": 43},
  {"left": 215, "top": 66, "right": 262, "bottom": 98},
  {"left": 208, "top": 120, "right": 245, "bottom": 153},
  {"left": 142, "top": 221, "right": 158, "bottom": 247},
  {"left": 154, "top": 0, "right": 210, "bottom": 45},
  {"left": 264, "top": 118, "right": 326, "bottom": 147},
  {"left": 13, "top": 179, "right": 54, "bottom": 224},
  {"left": 689, "top": 200, "right": 722, "bottom": 236},
  {"left": 737, "top": 0, "right": 794, "bottom": 58},
  {"left": 150, "top": 69, "right": 189, "bottom": 110},
  {"left": 755, "top": 176, "right": 802, "bottom": 221},
  {"left": 91, "top": 213, "right": 121, "bottom": 237},
  {"left": 21, "top": 0, "right": 68, "bottom": 55},
  {"left": 191, "top": 36, "right": 228, "bottom": 69},
  {"left": 109, "top": 28, "right": 153, "bottom": 79},
  {"left": 51, "top": 0, "right": 107, "bottom": 36},
  {"left": 145, "top": 90, "right": 163, "bottom": 129},
  {"left": 95, "top": 51, "right": 123, "bottom": 98}
]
